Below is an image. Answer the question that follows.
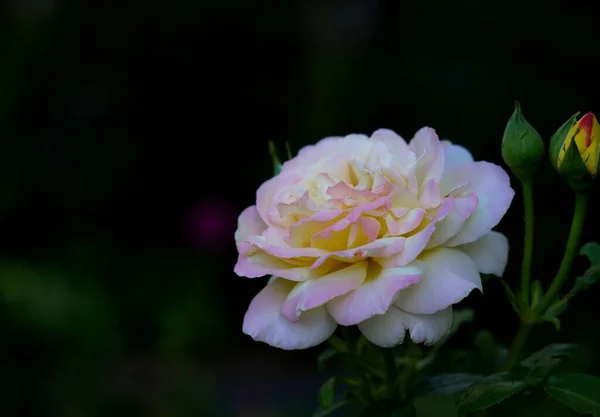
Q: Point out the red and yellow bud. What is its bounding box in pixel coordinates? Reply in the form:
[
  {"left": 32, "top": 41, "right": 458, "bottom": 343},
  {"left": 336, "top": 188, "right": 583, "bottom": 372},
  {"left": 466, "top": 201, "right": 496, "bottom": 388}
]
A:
[{"left": 557, "top": 112, "right": 600, "bottom": 177}]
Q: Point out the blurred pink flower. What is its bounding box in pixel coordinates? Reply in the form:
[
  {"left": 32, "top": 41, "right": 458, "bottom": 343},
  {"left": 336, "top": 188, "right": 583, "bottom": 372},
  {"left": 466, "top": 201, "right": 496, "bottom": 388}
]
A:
[{"left": 183, "top": 197, "right": 237, "bottom": 252}]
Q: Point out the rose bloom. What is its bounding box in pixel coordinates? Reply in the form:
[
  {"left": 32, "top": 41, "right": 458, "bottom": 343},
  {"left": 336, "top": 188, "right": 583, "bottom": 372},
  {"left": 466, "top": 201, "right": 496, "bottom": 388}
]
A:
[{"left": 235, "top": 128, "right": 514, "bottom": 350}]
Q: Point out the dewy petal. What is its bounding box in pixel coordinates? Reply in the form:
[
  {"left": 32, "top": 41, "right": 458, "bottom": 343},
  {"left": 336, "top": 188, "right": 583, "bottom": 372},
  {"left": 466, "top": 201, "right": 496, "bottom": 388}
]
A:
[
  {"left": 394, "top": 248, "right": 482, "bottom": 315},
  {"left": 235, "top": 206, "right": 267, "bottom": 255},
  {"left": 327, "top": 261, "right": 422, "bottom": 325},
  {"left": 441, "top": 140, "right": 473, "bottom": 172},
  {"left": 457, "top": 231, "right": 509, "bottom": 277},
  {"left": 243, "top": 278, "right": 337, "bottom": 350},
  {"left": 441, "top": 161, "right": 515, "bottom": 246},
  {"left": 425, "top": 194, "right": 478, "bottom": 250},
  {"left": 281, "top": 261, "right": 368, "bottom": 322},
  {"left": 357, "top": 306, "right": 452, "bottom": 347}
]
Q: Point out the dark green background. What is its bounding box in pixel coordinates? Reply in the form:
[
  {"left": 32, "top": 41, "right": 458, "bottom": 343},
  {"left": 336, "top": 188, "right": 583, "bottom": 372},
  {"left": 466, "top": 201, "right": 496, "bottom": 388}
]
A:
[{"left": 0, "top": 0, "right": 598, "bottom": 416}]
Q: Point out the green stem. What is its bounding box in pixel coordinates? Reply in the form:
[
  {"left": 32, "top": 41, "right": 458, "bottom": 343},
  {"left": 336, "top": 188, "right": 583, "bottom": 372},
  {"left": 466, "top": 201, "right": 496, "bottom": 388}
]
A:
[
  {"left": 534, "top": 192, "right": 589, "bottom": 316},
  {"left": 520, "top": 180, "right": 535, "bottom": 312},
  {"left": 382, "top": 348, "right": 397, "bottom": 395},
  {"left": 502, "top": 321, "right": 532, "bottom": 370}
]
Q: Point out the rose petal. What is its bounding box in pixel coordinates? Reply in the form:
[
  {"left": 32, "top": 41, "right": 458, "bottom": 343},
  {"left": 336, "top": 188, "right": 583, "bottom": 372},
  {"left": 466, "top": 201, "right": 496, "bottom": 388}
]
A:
[
  {"left": 357, "top": 306, "right": 452, "bottom": 347},
  {"left": 235, "top": 251, "right": 341, "bottom": 281},
  {"left": 281, "top": 261, "right": 368, "bottom": 322},
  {"left": 243, "top": 278, "right": 337, "bottom": 350},
  {"left": 441, "top": 140, "right": 473, "bottom": 172},
  {"left": 457, "top": 231, "right": 509, "bottom": 277},
  {"left": 375, "top": 198, "right": 454, "bottom": 268},
  {"left": 425, "top": 194, "right": 478, "bottom": 249},
  {"left": 235, "top": 206, "right": 268, "bottom": 255},
  {"left": 441, "top": 161, "right": 515, "bottom": 246},
  {"left": 409, "top": 127, "right": 445, "bottom": 185},
  {"left": 327, "top": 261, "right": 422, "bottom": 325},
  {"left": 419, "top": 179, "right": 442, "bottom": 209},
  {"left": 394, "top": 247, "right": 482, "bottom": 314}
]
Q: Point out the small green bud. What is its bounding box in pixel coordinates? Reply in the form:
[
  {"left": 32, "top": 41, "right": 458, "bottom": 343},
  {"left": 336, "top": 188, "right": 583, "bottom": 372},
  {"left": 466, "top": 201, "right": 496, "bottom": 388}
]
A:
[
  {"left": 501, "top": 101, "right": 545, "bottom": 181},
  {"left": 549, "top": 112, "right": 600, "bottom": 191}
]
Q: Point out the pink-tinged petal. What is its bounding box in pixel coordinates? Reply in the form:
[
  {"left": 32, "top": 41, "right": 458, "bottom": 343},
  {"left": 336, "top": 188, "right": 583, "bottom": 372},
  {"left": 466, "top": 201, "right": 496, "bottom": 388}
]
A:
[
  {"left": 375, "top": 198, "right": 454, "bottom": 268},
  {"left": 441, "top": 162, "right": 515, "bottom": 246},
  {"left": 281, "top": 261, "right": 368, "bottom": 322},
  {"left": 327, "top": 262, "right": 422, "bottom": 325},
  {"left": 394, "top": 248, "right": 482, "bottom": 315},
  {"left": 359, "top": 216, "right": 380, "bottom": 242},
  {"left": 287, "top": 209, "right": 345, "bottom": 247},
  {"left": 409, "top": 127, "right": 445, "bottom": 184},
  {"left": 387, "top": 208, "right": 426, "bottom": 237},
  {"left": 235, "top": 252, "right": 341, "bottom": 281},
  {"left": 234, "top": 206, "right": 268, "bottom": 255},
  {"left": 425, "top": 194, "right": 478, "bottom": 249},
  {"left": 419, "top": 179, "right": 442, "bottom": 209},
  {"left": 457, "top": 231, "right": 509, "bottom": 277},
  {"left": 357, "top": 306, "right": 452, "bottom": 347},
  {"left": 441, "top": 140, "right": 473, "bottom": 172},
  {"left": 256, "top": 172, "right": 303, "bottom": 227},
  {"left": 249, "top": 235, "right": 327, "bottom": 259},
  {"left": 282, "top": 134, "right": 371, "bottom": 173},
  {"left": 370, "top": 129, "right": 416, "bottom": 170},
  {"left": 243, "top": 278, "right": 337, "bottom": 350}
]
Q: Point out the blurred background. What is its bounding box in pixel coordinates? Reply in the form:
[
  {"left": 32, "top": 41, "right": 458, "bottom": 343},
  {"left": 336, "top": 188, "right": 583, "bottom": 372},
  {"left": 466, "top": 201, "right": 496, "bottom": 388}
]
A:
[{"left": 1, "top": 0, "right": 599, "bottom": 416}]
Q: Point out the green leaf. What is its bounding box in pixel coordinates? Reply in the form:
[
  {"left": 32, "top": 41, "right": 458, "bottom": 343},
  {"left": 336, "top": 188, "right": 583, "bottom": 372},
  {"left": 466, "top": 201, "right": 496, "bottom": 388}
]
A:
[
  {"left": 312, "top": 401, "right": 347, "bottom": 417},
  {"left": 341, "top": 377, "right": 363, "bottom": 387},
  {"left": 457, "top": 371, "right": 527, "bottom": 413},
  {"left": 268, "top": 140, "right": 283, "bottom": 175},
  {"left": 545, "top": 373, "right": 600, "bottom": 416},
  {"left": 475, "top": 330, "right": 504, "bottom": 371},
  {"left": 414, "top": 396, "right": 457, "bottom": 417},
  {"left": 327, "top": 335, "right": 349, "bottom": 353},
  {"left": 520, "top": 343, "right": 576, "bottom": 370},
  {"left": 413, "top": 373, "right": 484, "bottom": 397},
  {"left": 318, "top": 377, "right": 337, "bottom": 410},
  {"left": 317, "top": 348, "right": 338, "bottom": 372},
  {"left": 391, "top": 403, "right": 417, "bottom": 417},
  {"left": 449, "top": 308, "right": 474, "bottom": 336},
  {"left": 580, "top": 242, "right": 600, "bottom": 265}
]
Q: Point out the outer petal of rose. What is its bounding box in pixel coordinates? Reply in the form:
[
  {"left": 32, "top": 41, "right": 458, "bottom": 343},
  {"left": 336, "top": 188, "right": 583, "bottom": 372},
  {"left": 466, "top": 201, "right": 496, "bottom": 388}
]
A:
[
  {"left": 370, "top": 129, "right": 416, "bottom": 170},
  {"left": 311, "top": 236, "right": 407, "bottom": 269},
  {"left": 409, "top": 127, "right": 445, "bottom": 184},
  {"left": 357, "top": 306, "right": 452, "bottom": 347},
  {"left": 256, "top": 171, "right": 304, "bottom": 227},
  {"left": 441, "top": 140, "right": 473, "bottom": 172},
  {"left": 425, "top": 194, "right": 478, "bottom": 250},
  {"left": 234, "top": 206, "right": 268, "bottom": 255},
  {"left": 457, "top": 231, "right": 509, "bottom": 277},
  {"left": 281, "top": 134, "right": 372, "bottom": 173},
  {"left": 235, "top": 252, "right": 323, "bottom": 281},
  {"left": 441, "top": 161, "right": 515, "bottom": 246},
  {"left": 327, "top": 262, "right": 422, "bottom": 325},
  {"left": 375, "top": 198, "right": 454, "bottom": 268},
  {"left": 394, "top": 248, "right": 482, "bottom": 315},
  {"left": 243, "top": 278, "right": 337, "bottom": 350},
  {"left": 281, "top": 261, "right": 368, "bottom": 322}
]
